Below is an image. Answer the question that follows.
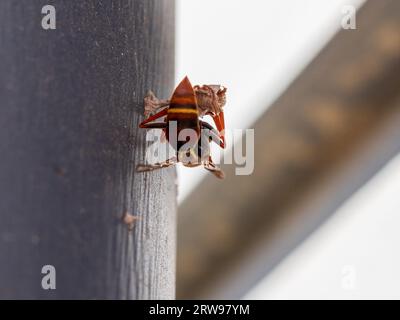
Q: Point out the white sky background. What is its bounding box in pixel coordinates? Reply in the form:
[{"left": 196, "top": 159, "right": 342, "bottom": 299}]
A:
[
  {"left": 176, "top": 0, "right": 365, "bottom": 202},
  {"left": 173, "top": 0, "right": 400, "bottom": 300},
  {"left": 245, "top": 154, "right": 400, "bottom": 299}
]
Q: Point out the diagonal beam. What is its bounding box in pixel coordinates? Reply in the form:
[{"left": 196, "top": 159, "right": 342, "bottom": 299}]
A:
[{"left": 177, "top": 0, "right": 400, "bottom": 299}]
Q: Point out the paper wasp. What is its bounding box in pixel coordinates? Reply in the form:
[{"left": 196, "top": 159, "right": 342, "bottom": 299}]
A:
[{"left": 137, "top": 76, "right": 227, "bottom": 178}]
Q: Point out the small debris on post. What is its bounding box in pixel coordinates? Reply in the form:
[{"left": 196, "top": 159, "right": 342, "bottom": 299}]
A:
[{"left": 123, "top": 212, "right": 140, "bottom": 231}]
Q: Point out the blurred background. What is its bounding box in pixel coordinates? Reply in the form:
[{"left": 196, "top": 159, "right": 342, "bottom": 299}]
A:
[{"left": 175, "top": 0, "right": 400, "bottom": 299}]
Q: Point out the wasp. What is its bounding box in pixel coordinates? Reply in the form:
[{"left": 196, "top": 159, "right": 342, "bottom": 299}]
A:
[{"left": 136, "top": 76, "right": 226, "bottom": 179}]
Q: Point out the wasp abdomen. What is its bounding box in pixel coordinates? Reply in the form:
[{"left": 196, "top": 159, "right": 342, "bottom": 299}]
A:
[{"left": 167, "top": 76, "right": 200, "bottom": 148}]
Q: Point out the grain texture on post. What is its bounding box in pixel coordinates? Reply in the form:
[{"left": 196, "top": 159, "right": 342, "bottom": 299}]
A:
[{"left": 0, "top": 0, "right": 176, "bottom": 299}]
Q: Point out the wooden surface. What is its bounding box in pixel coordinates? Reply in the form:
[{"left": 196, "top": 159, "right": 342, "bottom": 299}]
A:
[
  {"left": 178, "top": 0, "right": 400, "bottom": 299},
  {"left": 0, "top": 0, "right": 176, "bottom": 299}
]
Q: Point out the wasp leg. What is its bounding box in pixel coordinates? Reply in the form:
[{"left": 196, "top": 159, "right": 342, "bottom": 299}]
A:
[
  {"left": 144, "top": 90, "right": 170, "bottom": 117},
  {"left": 139, "top": 115, "right": 167, "bottom": 129},
  {"left": 136, "top": 157, "right": 177, "bottom": 173},
  {"left": 200, "top": 120, "right": 225, "bottom": 149},
  {"left": 203, "top": 156, "right": 225, "bottom": 179}
]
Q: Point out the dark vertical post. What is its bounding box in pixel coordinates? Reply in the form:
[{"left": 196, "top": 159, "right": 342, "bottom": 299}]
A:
[{"left": 0, "top": 0, "right": 176, "bottom": 299}]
